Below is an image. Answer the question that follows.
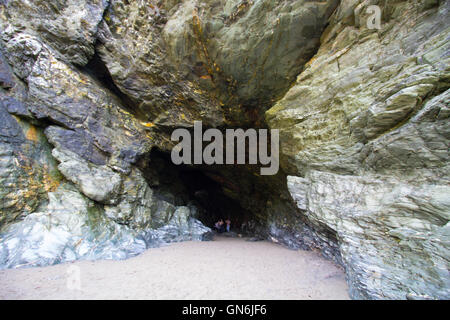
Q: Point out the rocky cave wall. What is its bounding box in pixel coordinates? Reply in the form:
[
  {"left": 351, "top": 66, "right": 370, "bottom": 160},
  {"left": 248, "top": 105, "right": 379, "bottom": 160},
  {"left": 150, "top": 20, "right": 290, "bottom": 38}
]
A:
[{"left": 0, "top": 0, "right": 449, "bottom": 300}]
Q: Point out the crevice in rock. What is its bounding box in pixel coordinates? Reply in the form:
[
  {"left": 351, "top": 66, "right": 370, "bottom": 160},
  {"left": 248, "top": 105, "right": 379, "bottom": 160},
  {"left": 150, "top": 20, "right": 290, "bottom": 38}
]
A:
[{"left": 78, "top": 49, "right": 147, "bottom": 121}]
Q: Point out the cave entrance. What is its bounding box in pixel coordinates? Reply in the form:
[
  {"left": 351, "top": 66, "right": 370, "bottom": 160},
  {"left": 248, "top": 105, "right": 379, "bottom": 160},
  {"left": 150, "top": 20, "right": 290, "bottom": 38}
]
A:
[
  {"left": 178, "top": 169, "right": 253, "bottom": 231},
  {"left": 144, "top": 149, "right": 260, "bottom": 235}
]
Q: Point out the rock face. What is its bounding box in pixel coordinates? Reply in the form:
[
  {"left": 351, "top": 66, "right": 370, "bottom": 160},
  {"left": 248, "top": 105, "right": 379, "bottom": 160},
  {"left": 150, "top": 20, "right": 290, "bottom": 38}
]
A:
[
  {"left": 0, "top": 99, "right": 62, "bottom": 227},
  {"left": 96, "top": 0, "right": 338, "bottom": 130},
  {"left": 287, "top": 171, "right": 450, "bottom": 299},
  {"left": 269, "top": 1, "right": 450, "bottom": 299},
  {"left": 2, "top": 0, "right": 108, "bottom": 66},
  {"left": 52, "top": 148, "right": 122, "bottom": 204},
  {"left": 0, "top": 0, "right": 449, "bottom": 300},
  {"left": 0, "top": 0, "right": 212, "bottom": 269},
  {"left": 0, "top": 183, "right": 210, "bottom": 268},
  {"left": 0, "top": 183, "right": 146, "bottom": 268}
]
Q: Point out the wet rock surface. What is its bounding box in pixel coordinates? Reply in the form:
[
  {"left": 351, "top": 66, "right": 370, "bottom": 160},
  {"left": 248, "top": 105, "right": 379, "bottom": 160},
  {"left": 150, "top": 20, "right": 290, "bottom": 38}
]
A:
[{"left": 0, "top": 0, "right": 448, "bottom": 300}]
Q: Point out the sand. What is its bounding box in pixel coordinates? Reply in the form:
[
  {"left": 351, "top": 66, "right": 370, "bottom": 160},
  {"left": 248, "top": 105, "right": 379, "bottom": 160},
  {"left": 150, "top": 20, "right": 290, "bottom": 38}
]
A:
[{"left": 0, "top": 236, "right": 349, "bottom": 300}]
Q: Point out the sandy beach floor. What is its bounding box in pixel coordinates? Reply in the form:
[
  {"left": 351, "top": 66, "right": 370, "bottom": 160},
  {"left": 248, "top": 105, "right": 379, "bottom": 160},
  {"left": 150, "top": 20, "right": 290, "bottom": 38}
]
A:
[{"left": 0, "top": 236, "right": 349, "bottom": 299}]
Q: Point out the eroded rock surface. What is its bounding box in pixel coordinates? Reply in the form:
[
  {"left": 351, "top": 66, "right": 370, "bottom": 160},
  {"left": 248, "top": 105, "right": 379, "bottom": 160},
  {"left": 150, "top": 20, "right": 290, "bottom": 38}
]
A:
[
  {"left": 0, "top": 0, "right": 448, "bottom": 300},
  {"left": 274, "top": 0, "right": 450, "bottom": 299},
  {"left": 0, "top": 1, "right": 211, "bottom": 269},
  {"left": 96, "top": 0, "right": 338, "bottom": 131},
  {"left": 0, "top": 183, "right": 210, "bottom": 268},
  {"left": 1, "top": 0, "right": 108, "bottom": 66}
]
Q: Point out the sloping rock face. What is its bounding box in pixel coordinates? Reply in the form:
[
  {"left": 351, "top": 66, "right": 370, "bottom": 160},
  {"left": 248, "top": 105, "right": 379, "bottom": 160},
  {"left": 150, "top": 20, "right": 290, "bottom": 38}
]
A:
[
  {"left": 268, "top": 1, "right": 450, "bottom": 299},
  {"left": 0, "top": 0, "right": 449, "bottom": 300},
  {"left": 0, "top": 0, "right": 212, "bottom": 269},
  {"left": 2, "top": 0, "right": 107, "bottom": 66},
  {"left": 96, "top": 0, "right": 338, "bottom": 131}
]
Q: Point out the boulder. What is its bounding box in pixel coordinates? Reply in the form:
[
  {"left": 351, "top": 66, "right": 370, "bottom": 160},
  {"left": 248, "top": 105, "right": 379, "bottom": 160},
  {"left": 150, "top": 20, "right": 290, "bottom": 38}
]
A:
[
  {"left": 52, "top": 148, "right": 122, "bottom": 205},
  {"left": 0, "top": 183, "right": 147, "bottom": 269}
]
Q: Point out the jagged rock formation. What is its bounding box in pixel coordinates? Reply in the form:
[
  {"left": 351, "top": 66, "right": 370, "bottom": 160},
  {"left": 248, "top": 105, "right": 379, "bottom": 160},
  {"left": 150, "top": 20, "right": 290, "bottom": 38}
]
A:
[
  {"left": 0, "top": 0, "right": 449, "bottom": 300},
  {"left": 268, "top": 0, "right": 450, "bottom": 299}
]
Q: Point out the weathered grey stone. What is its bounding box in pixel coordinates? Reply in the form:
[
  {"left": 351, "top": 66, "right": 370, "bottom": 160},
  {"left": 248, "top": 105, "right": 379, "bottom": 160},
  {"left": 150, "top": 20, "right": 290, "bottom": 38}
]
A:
[
  {"left": 0, "top": 179, "right": 212, "bottom": 269},
  {"left": 1, "top": 96, "right": 32, "bottom": 119},
  {"left": 0, "top": 0, "right": 449, "bottom": 301},
  {"left": 0, "top": 0, "right": 108, "bottom": 66},
  {"left": 0, "top": 17, "right": 213, "bottom": 270},
  {"left": 360, "top": 89, "right": 450, "bottom": 173},
  {"left": 95, "top": 0, "right": 338, "bottom": 133},
  {"left": 161, "top": 0, "right": 339, "bottom": 109},
  {"left": 96, "top": 0, "right": 225, "bottom": 132},
  {"left": 0, "top": 49, "right": 14, "bottom": 89},
  {"left": 0, "top": 183, "right": 147, "bottom": 269},
  {"left": 287, "top": 170, "right": 450, "bottom": 299},
  {"left": 103, "top": 168, "right": 176, "bottom": 230},
  {"left": 286, "top": 176, "right": 309, "bottom": 211},
  {"left": 52, "top": 148, "right": 122, "bottom": 205},
  {"left": 266, "top": 0, "right": 449, "bottom": 176},
  {"left": 141, "top": 206, "right": 212, "bottom": 246},
  {"left": 1, "top": 30, "right": 153, "bottom": 171},
  {"left": 264, "top": 0, "right": 450, "bottom": 300},
  {"left": 45, "top": 126, "right": 109, "bottom": 167}
]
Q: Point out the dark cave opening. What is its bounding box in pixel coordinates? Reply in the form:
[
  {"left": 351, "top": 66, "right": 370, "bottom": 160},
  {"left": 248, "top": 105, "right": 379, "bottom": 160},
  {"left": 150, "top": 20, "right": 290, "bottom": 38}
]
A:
[
  {"left": 80, "top": 51, "right": 148, "bottom": 121},
  {"left": 144, "top": 148, "right": 260, "bottom": 234},
  {"left": 178, "top": 169, "right": 253, "bottom": 230}
]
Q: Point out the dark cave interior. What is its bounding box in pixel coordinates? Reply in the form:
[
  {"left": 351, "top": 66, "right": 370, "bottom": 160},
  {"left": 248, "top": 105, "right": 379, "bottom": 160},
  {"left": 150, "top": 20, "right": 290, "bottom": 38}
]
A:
[{"left": 144, "top": 148, "right": 258, "bottom": 233}]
